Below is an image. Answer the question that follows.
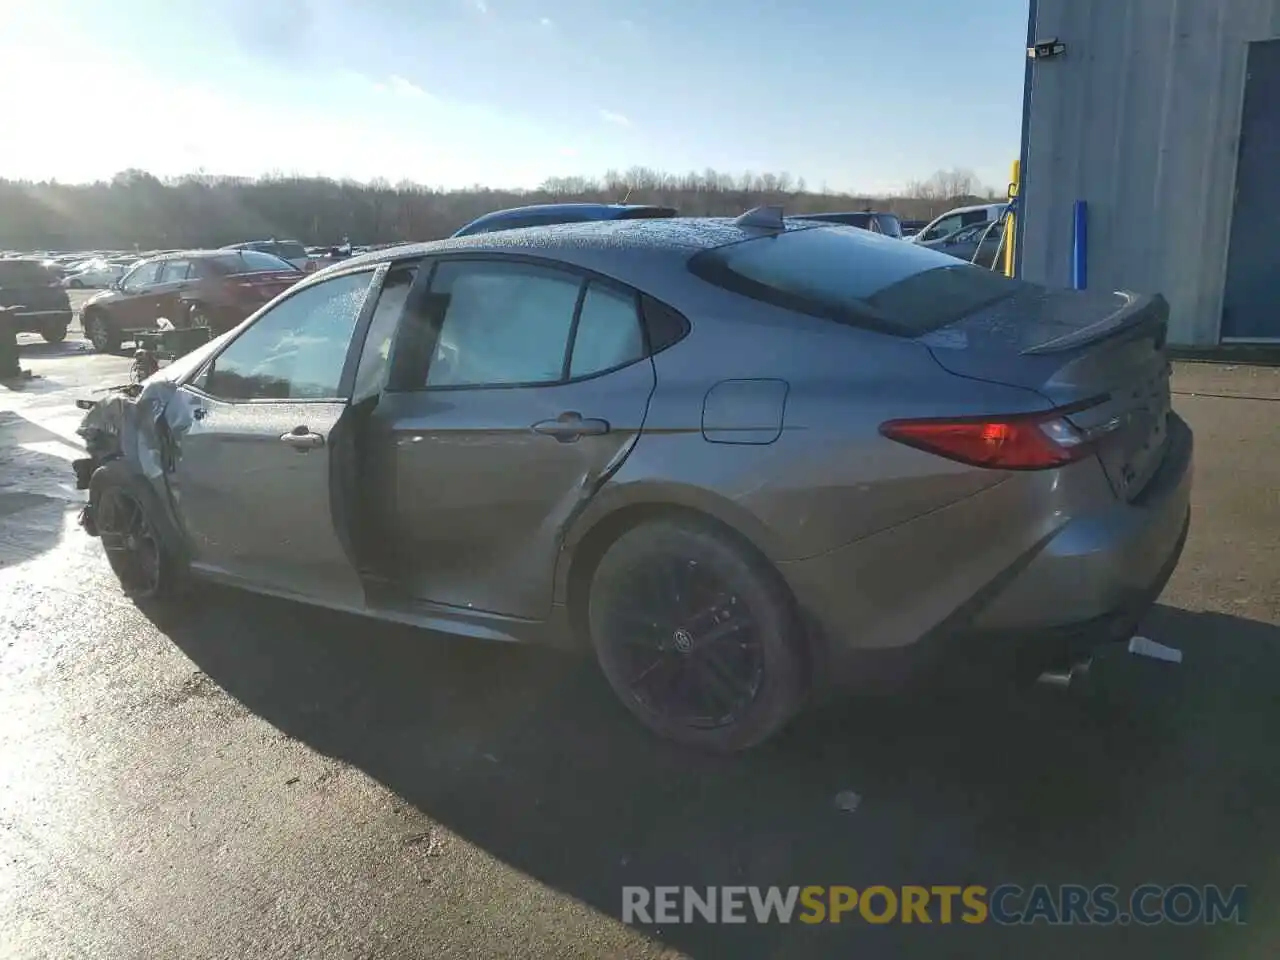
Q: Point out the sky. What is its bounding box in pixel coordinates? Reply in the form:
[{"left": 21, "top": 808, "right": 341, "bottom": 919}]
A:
[{"left": 0, "top": 0, "right": 1030, "bottom": 194}]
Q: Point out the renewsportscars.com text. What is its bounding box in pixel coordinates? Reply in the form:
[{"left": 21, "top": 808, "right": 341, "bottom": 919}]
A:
[{"left": 622, "top": 884, "right": 1248, "bottom": 926}]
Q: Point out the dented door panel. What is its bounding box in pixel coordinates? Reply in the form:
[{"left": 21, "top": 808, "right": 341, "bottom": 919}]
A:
[{"left": 369, "top": 359, "right": 656, "bottom": 619}]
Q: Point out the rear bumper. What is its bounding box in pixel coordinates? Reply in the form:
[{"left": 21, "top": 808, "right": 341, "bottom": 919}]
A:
[{"left": 784, "top": 413, "right": 1193, "bottom": 691}]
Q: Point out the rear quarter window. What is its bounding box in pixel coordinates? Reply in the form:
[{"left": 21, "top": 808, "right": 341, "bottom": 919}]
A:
[{"left": 690, "top": 225, "right": 1025, "bottom": 336}]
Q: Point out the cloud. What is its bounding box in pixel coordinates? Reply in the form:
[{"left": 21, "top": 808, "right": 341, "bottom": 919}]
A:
[
  {"left": 599, "top": 109, "right": 631, "bottom": 127},
  {"left": 469, "top": 0, "right": 490, "bottom": 13},
  {"left": 539, "top": 16, "right": 553, "bottom": 27},
  {"left": 559, "top": 146, "right": 579, "bottom": 158},
  {"left": 387, "top": 74, "right": 429, "bottom": 98}
]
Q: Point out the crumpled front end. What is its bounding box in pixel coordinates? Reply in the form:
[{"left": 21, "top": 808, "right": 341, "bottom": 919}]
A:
[{"left": 72, "top": 379, "right": 201, "bottom": 538}]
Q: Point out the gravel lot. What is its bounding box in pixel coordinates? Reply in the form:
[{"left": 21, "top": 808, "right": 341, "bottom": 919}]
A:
[{"left": 1, "top": 334, "right": 1278, "bottom": 959}]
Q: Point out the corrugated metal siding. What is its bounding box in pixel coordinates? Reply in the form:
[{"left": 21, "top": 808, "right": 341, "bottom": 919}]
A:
[{"left": 1021, "top": 0, "right": 1280, "bottom": 344}]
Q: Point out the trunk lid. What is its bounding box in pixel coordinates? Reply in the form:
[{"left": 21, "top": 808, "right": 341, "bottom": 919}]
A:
[
  {"left": 226, "top": 270, "right": 302, "bottom": 303},
  {"left": 920, "top": 286, "right": 1173, "bottom": 501}
]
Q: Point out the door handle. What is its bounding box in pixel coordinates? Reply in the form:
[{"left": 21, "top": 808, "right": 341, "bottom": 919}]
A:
[
  {"left": 531, "top": 412, "right": 610, "bottom": 443},
  {"left": 280, "top": 426, "right": 325, "bottom": 451}
]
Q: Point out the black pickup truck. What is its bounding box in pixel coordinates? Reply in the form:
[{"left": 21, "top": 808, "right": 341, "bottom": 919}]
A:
[{"left": 0, "top": 259, "right": 73, "bottom": 342}]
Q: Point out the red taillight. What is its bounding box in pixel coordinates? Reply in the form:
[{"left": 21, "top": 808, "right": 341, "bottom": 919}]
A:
[{"left": 879, "top": 411, "right": 1093, "bottom": 470}]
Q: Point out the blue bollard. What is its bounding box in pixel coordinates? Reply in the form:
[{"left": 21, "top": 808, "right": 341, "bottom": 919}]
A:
[{"left": 1071, "top": 200, "right": 1088, "bottom": 290}]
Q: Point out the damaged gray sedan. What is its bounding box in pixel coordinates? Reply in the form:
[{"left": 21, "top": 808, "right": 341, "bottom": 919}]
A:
[{"left": 73, "top": 214, "right": 1193, "bottom": 750}]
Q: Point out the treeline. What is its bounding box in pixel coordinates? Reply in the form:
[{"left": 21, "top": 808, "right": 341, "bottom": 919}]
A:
[{"left": 0, "top": 166, "right": 997, "bottom": 252}]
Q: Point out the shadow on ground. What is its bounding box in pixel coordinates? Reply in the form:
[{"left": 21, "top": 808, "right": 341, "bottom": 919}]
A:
[
  {"left": 154, "top": 594, "right": 1275, "bottom": 957},
  {"left": 0, "top": 412, "right": 85, "bottom": 563},
  {"left": 16, "top": 339, "right": 97, "bottom": 361}
]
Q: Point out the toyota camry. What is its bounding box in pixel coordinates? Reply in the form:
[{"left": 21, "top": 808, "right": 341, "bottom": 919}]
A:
[{"left": 73, "top": 210, "right": 1192, "bottom": 751}]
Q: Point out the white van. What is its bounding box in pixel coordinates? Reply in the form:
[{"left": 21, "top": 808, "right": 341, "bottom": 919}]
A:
[{"left": 909, "top": 203, "right": 1007, "bottom": 245}]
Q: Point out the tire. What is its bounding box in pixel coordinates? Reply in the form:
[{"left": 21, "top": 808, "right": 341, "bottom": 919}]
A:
[
  {"left": 588, "top": 518, "right": 807, "bottom": 751},
  {"left": 84, "top": 311, "right": 120, "bottom": 353},
  {"left": 70, "top": 279, "right": 84, "bottom": 289},
  {"left": 41, "top": 321, "right": 68, "bottom": 343},
  {"left": 89, "top": 460, "right": 186, "bottom": 603}
]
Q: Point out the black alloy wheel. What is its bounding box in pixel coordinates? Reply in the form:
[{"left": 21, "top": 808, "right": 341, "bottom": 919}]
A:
[
  {"left": 97, "top": 486, "right": 163, "bottom": 598},
  {"left": 589, "top": 519, "right": 806, "bottom": 751},
  {"left": 607, "top": 555, "right": 764, "bottom": 729}
]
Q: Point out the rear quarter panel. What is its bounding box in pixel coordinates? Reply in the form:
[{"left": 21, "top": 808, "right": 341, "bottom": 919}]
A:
[{"left": 564, "top": 289, "right": 1066, "bottom": 565}]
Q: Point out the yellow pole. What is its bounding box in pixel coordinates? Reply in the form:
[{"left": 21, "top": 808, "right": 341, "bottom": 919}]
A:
[{"left": 1003, "top": 159, "right": 1020, "bottom": 278}]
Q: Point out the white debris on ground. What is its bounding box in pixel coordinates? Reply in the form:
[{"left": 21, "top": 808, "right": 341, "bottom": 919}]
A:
[{"left": 1128, "top": 635, "right": 1184, "bottom": 663}]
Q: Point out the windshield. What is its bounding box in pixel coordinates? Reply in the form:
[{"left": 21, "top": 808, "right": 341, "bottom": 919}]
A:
[
  {"left": 873, "top": 214, "right": 904, "bottom": 239},
  {"left": 691, "top": 224, "right": 1025, "bottom": 335},
  {"left": 207, "top": 250, "right": 299, "bottom": 274}
]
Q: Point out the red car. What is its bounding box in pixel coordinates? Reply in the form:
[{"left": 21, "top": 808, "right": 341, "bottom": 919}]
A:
[{"left": 81, "top": 249, "right": 305, "bottom": 353}]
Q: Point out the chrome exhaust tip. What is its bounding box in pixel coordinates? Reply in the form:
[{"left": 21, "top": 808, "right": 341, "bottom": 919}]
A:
[{"left": 1037, "top": 657, "right": 1093, "bottom": 688}]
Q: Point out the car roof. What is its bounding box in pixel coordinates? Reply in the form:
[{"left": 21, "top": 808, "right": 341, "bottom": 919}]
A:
[
  {"left": 314, "top": 216, "right": 819, "bottom": 293},
  {"left": 454, "top": 203, "right": 676, "bottom": 235},
  {"left": 940, "top": 203, "right": 1005, "bottom": 217},
  {"left": 138, "top": 249, "right": 287, "bottom": 263}
]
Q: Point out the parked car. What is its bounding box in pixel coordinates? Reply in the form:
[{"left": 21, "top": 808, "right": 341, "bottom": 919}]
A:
[
  {"left": 921, "top": 218, "right": 1007, "bottom": 268},
  {"left": 452, "top": 202, "right": 678, "bottom": 237},
  {"left": 222, "top": 239, "right": 313, "bottom": 272},
  {"left": 900, "top": 219, "right": 928, "bottom": 237},
  {"left": 909, "top": 203, "right": 1007, "bottom": 245},
  {"left": 80, "top": 249, "right": 303, "bottom": 353},
  {"left": 63, "top": 259, "right": 129, "bottom": 289},
  {"left": 0, "top": 258, "right": 73, "bottom": 342},
  {"left": 72, "top": 214, "right": 1191, "bottom": 751},
  {"left": 787, "top": 211, "right": 904, "bottom": 237}
]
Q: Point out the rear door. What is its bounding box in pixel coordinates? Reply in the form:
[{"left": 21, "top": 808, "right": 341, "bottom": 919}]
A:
[
  {"left": 368, "top": 257, "right": 656, "bottom": 618},
  {"left": 168, "top": 269, "right": 379, "bottom": 604}
]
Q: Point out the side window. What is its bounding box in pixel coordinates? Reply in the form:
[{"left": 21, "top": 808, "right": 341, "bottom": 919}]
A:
[
  {"left": 569, "top": 282, "right": 645, "bottom": 378},
  {"left": 122, "top": 262, "right": 162, "bottom": 291},
  {"left": 922, "top": 215, "right": 963, "bottom": 242},
  {"left": 353, "top": 264, "right": 417, "bottom": 401},
  {"left": 424, "top": 261, "right": 581, "bottom": 387},
  {"left": 204, "top": 272, "right": 373, "bottom": 401},
  {"left": 160, "top": 260, "right": 189, "bottom": 282},
  {"left": 962, "top": 210, "right": 992, "bottom": 228}
]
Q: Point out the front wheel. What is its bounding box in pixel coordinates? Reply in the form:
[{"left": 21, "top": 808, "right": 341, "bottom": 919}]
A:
[
  {"left": 90, "top": 462, "right": 185, "bottom": 603},
  {"left": 41, "top": 321, "right": 68, "bottom": 343},
  {"left": 69, "top": 278, "right": 84, "bottom": 289},
  {"left": 588, "top": 518, "right": 807, "bottom": 751},
  {"left": 84, "top": 312, "right": 119, "bottom": 353}
]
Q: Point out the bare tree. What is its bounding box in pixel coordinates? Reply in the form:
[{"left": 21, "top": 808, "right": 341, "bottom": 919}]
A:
[{"left": 0, "top": 166, "right": 990, "bottom": 250}]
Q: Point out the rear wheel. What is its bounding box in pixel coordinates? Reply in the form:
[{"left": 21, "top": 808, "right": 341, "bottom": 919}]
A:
[
  {"left": 41, "top": 320, "right": 68, "bottom": 343},
  {"left": 588, "top": 518, "right": 807, "bottom": 751},
  {"left": 84, "top": 312, "right": 119, "bottom": 353},
  {"left": 69, "top": 278, "right": 84, "bottom": 289}
]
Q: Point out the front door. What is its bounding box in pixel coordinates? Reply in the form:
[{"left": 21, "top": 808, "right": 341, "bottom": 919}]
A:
[
  {"left": 114, "top": 260, "right": 164, "bottom": 329},
  {"left": 168, "top": 269, "right": 378, "bottom": 606},
  {"left": 1222, "top": 38, "right": 1280, "bottom": 341},
  {"left": 371, "top": 257, "right": 656, "bottom": 619}
]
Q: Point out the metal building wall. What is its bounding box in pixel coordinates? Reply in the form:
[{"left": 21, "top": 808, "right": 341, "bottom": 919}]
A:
[{"left": 1020, "top": 0, "right": 1280, "bottom": 344}]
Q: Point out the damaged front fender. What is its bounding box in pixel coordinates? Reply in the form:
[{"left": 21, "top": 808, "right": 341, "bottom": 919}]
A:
[{"left": 72, "top": 365, "right": 212, "bottom": 542}]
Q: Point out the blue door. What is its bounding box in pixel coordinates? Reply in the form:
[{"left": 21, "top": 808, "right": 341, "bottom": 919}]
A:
[{"left": 1222, "top": 39, "right": 1280, "bottom": 340}]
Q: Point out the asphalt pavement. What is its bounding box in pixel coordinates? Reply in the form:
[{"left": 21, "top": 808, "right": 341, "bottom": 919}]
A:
[{"left": 2, "top": 313, "right": 1278, "bottom": 958}]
